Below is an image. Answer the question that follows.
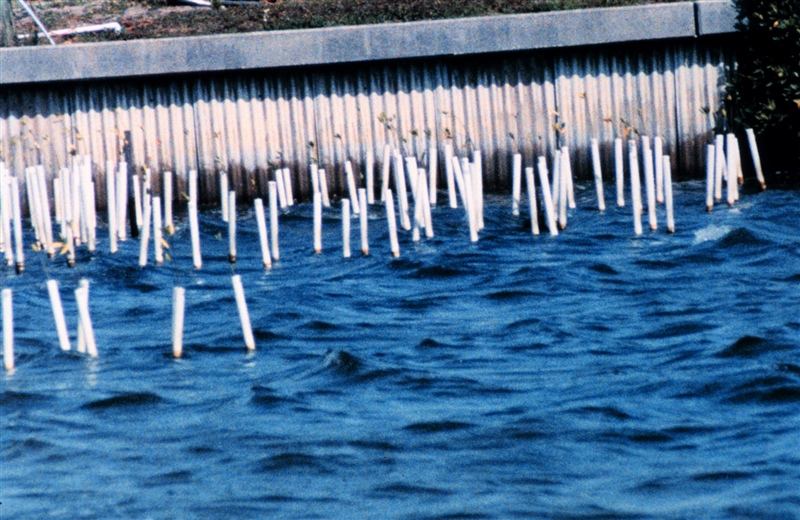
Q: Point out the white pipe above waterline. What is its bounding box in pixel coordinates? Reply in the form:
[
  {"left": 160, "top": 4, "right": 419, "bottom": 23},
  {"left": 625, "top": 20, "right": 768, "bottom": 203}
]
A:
[
  {"left": 714, "top": 135, "right": 726, "bottom": 201},
  {"left": 591, "top": 139, "right": 605, "bottom": 212},
  {"left": 132, "top": 173, "right": 143, "bottom": 232},
  {"left": 269, "top": 181, "right": 280, "bottom": 261},
  {"left": 189, "top": 170, "right": 202, "bottom": 270},
  {"left": 405, "top": 156, "right": 419, "bottom": 198},
  {"left": 419, "top": 169, "right": 434, "bottom": 239},
  {"left": 359, "top": 188, "right": 369, "bottom": 255},
  {"left": 643, "top": 145, "right": 657, "bottom": 230},
  {"left": 705, "top": 144, "right": 715, "bottom": 212},
  {"left": 525, "top": 166, "right": 539, "bottom": 236},
  {"left": 345, "top": 161, "right": 360, "bottom": 215},
  {"left": 36, "top": 166, "right": 54, "bottom": 256},
  {"left": 1, "top": 169, "right": 12, "bottom": 266},
  {"left": 164, "top": 171, "right": 174, "bottom": 234},
  {"left": 3, "top": 288, "right": 13, "bottom": 371},
  {"left": 563, "top": 147, "right": 575, "bottom": 210},
  {"left": 138, "top": 191, "right": 152, "bottom": 267},
  {"left": 75, "top": 280, "right": 98, "bottom": 358},
  {"left": 342, "top": 198, "right": 351, "bottom": 258},
  {"left": 275, "top": 168, "right": 287, "bottom": 209},
  {"left": 366, "top": 150, "right": 375, "bottom": 205},
  {"left": 231, "top": 275, "right": 255, "bottom": 351},
  {"left": 385, "top": 189, "right": 400, "bottom": 258},
  {"left": 220, "top": 172, "right": 229, "bottom": 222},
  {"left": 106, "top": 162, "right": 118, "bottom": 253},
  {"left": 428, "top": 145, "right": 438, "bottom": 207},
  {"left": 153, "top": 196, "right": 164, "bottom": 265},
  {"left": 228, "top": 191, "right": 237, "bottom": 263},
  {"left": 310, "top": 163, "right": 320, "bottom": 196},
  {"left": 745, "top": 128, "right": 766, "bottom": 190},
  {"left": 536, "top": 156, "right": 558, "bottom": 237},
  {"left": 172, "top": 286, "right": 185, "bottom": 358},
  {"left": 551, "top": 149, "right": 561, "bottom": 213},
  {"left": 47, "top": 280, "right": 71, "bottom": 352},
  {"left": 318, "top": 168, "right": 331, "bottom": 208},
  {"left": 512, "top": 153, "right": 522, "bottom": 216},
  {"left": 451, "top": 156, "right": 467, "bottom": 210},
  {"left": 726, "top": 133, "right": 739, "bottom": 205},
  {"left": 444, "top": 143, "right": 456, "bottom": 209},
  {"left": 615, "top": 138, "right": 625, "bottom": 207},
  {"left": 283, "top": 168, "right": 295, "bottom": 206},
  {"left": 629, "top": 141, "right": 643, "bottom": 236},
  {"left": 663, "top": 155, "right": 675, "bottom": 234},
  {"left": 117, "top": 162, "right": 128, "bottom": 242},
  {"left": 557, "top": 150, "right": 568, "bottom": 230},
  {"left": 11, "top": 177, "right": 24, "bottom": 273},
  {"left": 314, "top": 191, "right": 323, "bottom": 255},
  {"left": 254, "top": 198, "right": 272, "bottom": 269},
  {"left": 654, "top": 137, "right": 664, "bottom": 204},
  {"left": 473, "top": 150, "right": 485, "bottom": 230},
  {"left": 462, "top": 160, "right": 479, "bottom": 243},
  {"left": 393, "top": 153, "right": 411, "bottom": 231}
]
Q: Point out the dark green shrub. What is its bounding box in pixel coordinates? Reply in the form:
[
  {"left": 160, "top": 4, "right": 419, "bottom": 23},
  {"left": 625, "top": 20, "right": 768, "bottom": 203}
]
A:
[{"left": 728, "top": 0, "right": 800, "bottom": 178}]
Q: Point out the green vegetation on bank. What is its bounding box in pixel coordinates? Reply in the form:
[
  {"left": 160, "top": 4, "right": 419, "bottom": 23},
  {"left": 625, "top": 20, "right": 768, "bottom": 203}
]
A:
[{"left": 728, "top": 0, "right": 800, "bottom": 177}]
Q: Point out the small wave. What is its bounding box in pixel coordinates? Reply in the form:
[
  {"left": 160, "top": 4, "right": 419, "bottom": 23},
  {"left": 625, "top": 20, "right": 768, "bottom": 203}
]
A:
[
  {"left": 640, "top": 321, "right": 716, "bottom": 340},
  {"left": 692, "top": 470, "right": 751, "bottom": 482},
  {"left": 371, "top": 482, "right": 453, "bottom": 497},
  {"left": 778, "top": 363, "right": 800, "bottom": 376},
  {"left": 322, "top": 349, "right": 360, "bottom": 375},
  {"left": 142, "top": 469, "right": 193, "bottom": 487},
  {"left": 256, "top": 452, "right": 330, "bottom": 473},
  {"left": 416, "top": 338, "right": 455, "bottom": 349},
  {"left": 307, "top": 320, "right": 340, "bottom": 331},
  {"left": 408, "top": 265, "right": 471, "bottom": 279},
  {"left": 719, "top": 228, "right": 767, "bottom": 248},
  {"left": 693, "top": 225, "right": 732, "bottom": 245},
  {"left": 485, "top": 289, "right": 537, "bottom": 301},
  {"left": 82, "top": 392, "right": 164, "bottom": 410},
  {"left": 404, "top": 420, "right": 474, "bottom": 434},
  {"left": 588, "top": 263, "right": 619, "bottom": 275},
  {"left": 727, "top": 376, "right": 800, "bottom": 404},
  {"left": 250, "top": 386, "right": 294, "bottom": 407},
  {"left": 576, "top": 405, "right": 633, "bottom": 421},
  {"left": 0, "top": 391, "right": 53, "bottom": 408},
  {"left": 717, "top": 336, "right": 789, "bottom": 358}
]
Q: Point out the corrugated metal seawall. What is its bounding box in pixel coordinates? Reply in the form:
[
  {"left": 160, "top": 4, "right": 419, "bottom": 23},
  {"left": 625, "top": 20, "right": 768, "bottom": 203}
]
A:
[{"left": 0, "top": 39, "right": 732, "bottom": 208}]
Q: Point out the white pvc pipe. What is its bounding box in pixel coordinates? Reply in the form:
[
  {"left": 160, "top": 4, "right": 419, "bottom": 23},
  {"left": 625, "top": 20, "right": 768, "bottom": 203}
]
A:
[
  {"left": 75, "top": 280, "right": 98, "bottom": 358},
  {"left": 726, "top": 133, "right": 738, "bottom": 205},
  {"left": 714, "top": 134, "right": 726, "bottom": 201},
  {"left": 525, "top": 166, "right": 539, "bottom": 235},
  {"left": 654, "top": 136, "right": 664, "bottom": 204},
  {"left": 731, "top": 134, "right": 744, "bottom": 185},
  {"left": 393, "top": 153, "right": 410, "bottom": 230},
  {"left": 318, "top": 168, "right": 331, "bottom": 208},
  {"left": 36, "top": 166, "right": 53, "bottom": 253},
  {"left": 614, "top": 137, "right": 625, "bottom": 207},
  {"left": 345, "top": 161, "right": 359, "bottom": 215},
  {"left": 172, "top": 286, "right": 185, "bottom": 358},
  {"left": 745, "top": 128, "right": 766, "bottom": 190},
  {"left": 705, "top": 144, "right": 715, "bottom": 212},
  {"left": 428, "top": 145, "right": 438, "bottom": 207},
  {"left": 629, "top": 141, "right": 643, "bottom": 236},
  {"left": 53, "top": 176, "right": 63, "bottom": 233},
  {"left": 275, "top": 168, "right": 287, "bottom": 208},
  {"left": 591, "top": 139, "right": 606, "bottom": 212},
  {"left": 254, "top": 198, "right": 272, "bottom": 269},
  {"left": 551, "top": 149, "right": 561, "bottom": 213},
  {"left": 558, "top": 150, "right": 568, "bottom": 230},
  {"left": 419, "top": 169, "right": 434, "bottom": 239},
  {"left": 444, "top": 143, "right": 456, "bottom": 208},
  {"left": 1, "top": 169, "right": 11, "bottom": 266},
  {"left": 10, "top": 177, "right": 24, "bottom": 273},
  {"left": 3, "top": 288, "right": 13, "bottom": 371},
  {"left": 153, "top": 196, "right": 163, "bottom": 265},
  {"left": 70, "top": 159, "right": 81, "bottom": 244},
  {"left": 220, "top": 172, "right": 229, "bottom": 222},
  {"left": 380, "top": 145, "right": 391, "bottom": 203},
  {"left": 643, "top": 145, "right": 657, "bottom": 230},
  {"left": 25, "top": 167, "right": 42, "bottom": 248},
  {"left": 451, "top": 156, "right": 467, "bottom": 209},
  {"left": 537, "top": 156, "right": 558, "bottom": 237},
  {"left": 473, "top": 150, "right": 484, "bottom": 229},
  {"left": 138, "top": 191, "right": 152, "bottom": 267},
  {"left": 310, "top": 163, "right": 320, "bottom": 196},
  {"left": 106, "top": 161, "right": 118, "bottom": 253},
  {"left": 269, "top": 181, "right": 279, "bottom": 260},
  {"left": 46, "top": 279, "right": 70, "bottom": 352},
  {"left": 405, "top": 156, "right": 419, "bottom": 197},
  {"left": 228, "top": 191, "right": 236, "bottom": 263},
  {"left": 313, "top": 191, "right": 323, "bottom": 254},
  {"left": 366, "top": 150, "right": 375, "bottom": 205},
  {"left": 117, "top": 162, "right": 128, "bottom": 241},
  {"left": 341, "top": 198, "right": 351, "bottom": 258},
  {"left": 132, "top": 173, "right": 142, "bottom": 232},
  {"left": 359, "top": 188, "right": 369, "bottom": 255},
  {"left": 461, "top": 160, "right": 479, "bottom": 243},
  {"left": 189, "top": 170, "right": 202, "bottom": 269},
  {"left": 385, "top": 189, "right": 400, "bottom": 257},
  {"left": 283, "top": 168, "right": 294, "bottom": 206},
  {"left": 164, "top": 171, "right": 174, "bottom": 234},
  {"left": 231, "top": 275, "right": 255, "bottom": 351},
  {"left": 664, "top": 155, "right": 675, "bottom": 234},
  {"left": 511, "top": 153, "right": 522, "bottom": 216}
]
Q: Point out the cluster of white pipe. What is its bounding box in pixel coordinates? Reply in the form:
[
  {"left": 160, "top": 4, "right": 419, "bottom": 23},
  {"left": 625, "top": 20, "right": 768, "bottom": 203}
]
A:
[{"left": 704, "top": 131, "right": 766, "bottom": 212}]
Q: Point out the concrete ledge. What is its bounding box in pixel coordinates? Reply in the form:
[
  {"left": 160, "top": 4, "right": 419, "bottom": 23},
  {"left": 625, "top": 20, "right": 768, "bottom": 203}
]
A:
[
  {"left": 0, "top": 1, "right": 735, "bottom": 86},
  {"left": 695, "top": 0, "right": 739, "bottom": 36}
]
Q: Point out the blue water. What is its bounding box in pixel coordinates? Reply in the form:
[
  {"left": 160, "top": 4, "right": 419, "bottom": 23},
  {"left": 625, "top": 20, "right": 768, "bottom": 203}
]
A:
[{"left": 2, "top": 181, "right": 800, "bottom": 519}]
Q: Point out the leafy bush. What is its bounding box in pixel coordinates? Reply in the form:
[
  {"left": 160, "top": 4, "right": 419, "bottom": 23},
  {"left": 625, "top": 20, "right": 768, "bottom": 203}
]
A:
[{"left": 728, "top": 0, "right": 800, "bottom": 177}]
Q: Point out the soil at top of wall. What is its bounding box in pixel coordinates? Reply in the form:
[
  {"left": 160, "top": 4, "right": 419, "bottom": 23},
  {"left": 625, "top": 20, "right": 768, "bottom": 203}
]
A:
[{"left": 7, "top": 0, "right": 684, "bottom": 45}]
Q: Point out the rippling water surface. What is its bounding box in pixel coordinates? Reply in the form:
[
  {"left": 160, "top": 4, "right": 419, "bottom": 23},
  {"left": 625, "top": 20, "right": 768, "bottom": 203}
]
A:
[{"left": 2, "top": 181, "right": 799, "bottom": 519}]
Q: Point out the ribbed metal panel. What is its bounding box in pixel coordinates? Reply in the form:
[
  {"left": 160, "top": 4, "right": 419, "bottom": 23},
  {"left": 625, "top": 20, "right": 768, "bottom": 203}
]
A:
[{"left": 0, "top": 40, "right": 733, "bottom": 210}]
